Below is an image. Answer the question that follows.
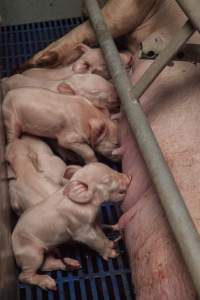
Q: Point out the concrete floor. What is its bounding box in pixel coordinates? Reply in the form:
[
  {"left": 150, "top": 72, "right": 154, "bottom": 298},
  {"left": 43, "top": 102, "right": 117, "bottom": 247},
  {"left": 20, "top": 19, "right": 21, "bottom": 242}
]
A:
[{"left": 0, "top": 0, "right": 82, "bottom": 25}]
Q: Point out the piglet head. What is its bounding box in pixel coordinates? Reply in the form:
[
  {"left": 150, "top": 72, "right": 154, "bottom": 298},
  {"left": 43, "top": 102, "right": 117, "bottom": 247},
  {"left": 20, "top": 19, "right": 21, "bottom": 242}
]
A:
[
  {"left": 72, "top": 44, "right": 110, "bottom": 79},
  {"left": 98, "top": 169, "right": 131, "bottom": 202},
  {"left": 89, "top": 119, "right": 121, "bottom": 162},
  {"left": 87, "top": 163, "right": 131, "bottom": 202},
  {"left": 63, "top": 163, "right": 131, "bottom": 204},
  {"left": 106, "top": 171, "right": 132, "bottom": 202},
  {"left": 63, "top": 165, "right": 94, "bottom": 204}
]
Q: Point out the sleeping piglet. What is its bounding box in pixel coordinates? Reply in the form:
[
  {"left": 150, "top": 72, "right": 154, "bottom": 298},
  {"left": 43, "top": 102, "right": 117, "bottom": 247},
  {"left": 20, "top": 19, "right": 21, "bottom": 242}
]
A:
[
  {"left": 1, "top": 73, "right": 119, "bottom": 111},
  {"left": 12, "top": 162, "right": 131, "bottom": 290},
  {"left": 6, "top": 135, "right": 67, "bottom": 215},
  {"left": 3, "top": 88, "right": 121, "bottom": 163},
  {"left": 21, "top": 44, "right": 133, "bottom": 80}
]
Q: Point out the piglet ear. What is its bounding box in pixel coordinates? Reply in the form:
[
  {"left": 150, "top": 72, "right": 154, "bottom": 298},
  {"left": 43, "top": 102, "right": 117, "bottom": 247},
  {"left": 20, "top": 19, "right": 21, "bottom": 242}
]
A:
[
  {"left": 63, "top": 180, "right": 93, "bottom": 203},
  {"left": 96, "top": 106, "right": 110, "bottom": 118},
  {"left": 90, "top": 119, "right": 107, "bottom": 148},
  {"left": 88, "top": 96, "right": 110, "bottom": 117},
  {"left": 57, "top": 83, "right": 75, "bottom": 95},
  {"left": 63, "top": 165, "right": 82, "bottom": 179},
  {"left": 74, "top": 43, "right": 91, "bottom": 54},
  {"left": 28, "top": 152, "right": 43, "bottom": 173},
  {"left": 72, "top": 44, "right": 92, "bottom": 73},
  {"left": 72, "top": 60, "right": 91, "bottom": 73},
  {"left": 7, "top": 165, "right": 16, "bottom": 180}
]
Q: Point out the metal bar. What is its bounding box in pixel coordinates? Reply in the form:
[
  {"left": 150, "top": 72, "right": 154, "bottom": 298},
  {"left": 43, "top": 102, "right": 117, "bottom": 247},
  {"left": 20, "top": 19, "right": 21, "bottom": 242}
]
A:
[
  {"left": 84, "top": 0, "right": 200, "bottom": 297},
  {"left": 133, "top": 21, "right": 194, "bottom": 99},
  {"left": 176, "top": 0, "right": 200, "bottom": 32},
  {"left": 140, "top": 43, "right": 200, "bottom": 64}
]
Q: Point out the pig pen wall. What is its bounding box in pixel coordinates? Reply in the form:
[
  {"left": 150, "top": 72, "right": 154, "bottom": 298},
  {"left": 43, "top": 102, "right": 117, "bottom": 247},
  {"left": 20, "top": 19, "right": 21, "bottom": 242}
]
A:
[
  {"left": 0, "top": 18, "right": 135, "bottom": 300},
  {"left": 0, "top": 91, "right": 18, "bottom": 300}
]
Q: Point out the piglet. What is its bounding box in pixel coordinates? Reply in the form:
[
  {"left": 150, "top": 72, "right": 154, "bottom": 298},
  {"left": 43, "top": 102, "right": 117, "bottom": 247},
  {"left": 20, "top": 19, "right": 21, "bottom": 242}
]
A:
[
  {"left": 3, "top": 88, "right": 121, "bottom": 163},
  {"left": 1, "top": 73, "right": 119, "bottom": 111},
  {"left": 71, "top": 44, "right": 133, "bottom": 79},
  {"left": 12, "top": 162, "right": 131, "bottom": 290},
  {"left": 21, "top": 44, "right": 133, "bottom": 80},
  {"left": 20, "top": 135, "right": 68, "bottom": 185},
  {"left": 6, "top": 135, "right": 67, "bottom": 215}
]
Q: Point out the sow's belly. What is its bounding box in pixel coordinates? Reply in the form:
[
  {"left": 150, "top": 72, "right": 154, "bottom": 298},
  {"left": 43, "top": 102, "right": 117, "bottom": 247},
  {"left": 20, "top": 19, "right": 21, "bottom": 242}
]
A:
[{"left": 119, "top": 60, "right": 200, "bottom": 299}]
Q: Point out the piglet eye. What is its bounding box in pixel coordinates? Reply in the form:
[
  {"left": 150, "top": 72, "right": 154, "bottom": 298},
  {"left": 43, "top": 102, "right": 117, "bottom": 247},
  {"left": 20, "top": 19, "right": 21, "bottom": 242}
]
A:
[
  {"left": 84, "top": 61, "right": 90, "bottom": 69},
  {"left": 119, "top": 187, "right": 126, "bottom": 194},
  {"left": 102, "top": 176, "right": 110, "bottom": 184}
]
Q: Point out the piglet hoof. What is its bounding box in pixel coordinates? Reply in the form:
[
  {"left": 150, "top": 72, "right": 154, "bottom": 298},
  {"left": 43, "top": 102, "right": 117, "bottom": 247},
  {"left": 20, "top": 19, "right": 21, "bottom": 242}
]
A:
[
  {"left": 113, "top": 235, "right": 122, "bottom": 243},
  {"left": 111, "top": 146, "right": 124, "bottom": 158},
  {"left": 101, "top": 223, "right": 120, "bottom": 231},
  {"left": 85, "top": 157, "right": 97, "bottom": 164},
  {"left": 111, "top": 223, "right": 120, "bottom": 231},
  {"left": 63, "top": 257, "right": 81, "bottom": 271},
  {"left": 111, "top": 112, "right": 121, "bottom": 121},
  {"left": 103, "top": 248, "right": 119, "bottom": 261},
  {"left": 39, "top": 275, "right": 57, "bottom": 291}
]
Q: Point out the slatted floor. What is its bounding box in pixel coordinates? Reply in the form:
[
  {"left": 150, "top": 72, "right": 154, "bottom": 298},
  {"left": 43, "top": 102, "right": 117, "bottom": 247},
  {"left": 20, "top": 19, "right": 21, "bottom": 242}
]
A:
[{"left": 0, "top": 18, "right": 135, "bottom": 300}]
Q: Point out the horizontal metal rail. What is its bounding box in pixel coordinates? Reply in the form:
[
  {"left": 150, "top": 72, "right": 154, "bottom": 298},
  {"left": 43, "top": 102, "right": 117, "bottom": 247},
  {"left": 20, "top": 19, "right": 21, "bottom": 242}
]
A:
[
  {"left": 140, "top": 43, "right": 200, "bottom": 64},
  {"left": 176, "top": 0, "right": 200, "bottom": 32},
  {"left": 84, "top": 0, "right": 200, "bottom": 297},
  {"left": 133, "top": 21, "right": 194, "bottom": 99}
]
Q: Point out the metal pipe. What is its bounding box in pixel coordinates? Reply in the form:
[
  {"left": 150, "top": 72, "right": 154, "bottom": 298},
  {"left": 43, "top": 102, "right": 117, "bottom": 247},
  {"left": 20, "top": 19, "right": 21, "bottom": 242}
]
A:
[
  {"left": 84, "top": 0, "right": 200, "bottom": 296},
  {"left": 176, "top": 0, "right": 200, "bottom": 32},
  {"left": 140, "top": 43, "right": 200, "bottom": 64},
  {"left": 133, "top": 21, "right": 194, "bottom": 99}
]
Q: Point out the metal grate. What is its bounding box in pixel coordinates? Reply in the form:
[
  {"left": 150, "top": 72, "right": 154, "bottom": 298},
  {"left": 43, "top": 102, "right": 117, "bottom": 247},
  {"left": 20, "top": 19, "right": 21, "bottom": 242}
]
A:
[
  {"left": 0, "top": 18, "right": 135, "bottom": 300},
  {"left": 0, "top": 17, "right": 85, "bottom": 77}
]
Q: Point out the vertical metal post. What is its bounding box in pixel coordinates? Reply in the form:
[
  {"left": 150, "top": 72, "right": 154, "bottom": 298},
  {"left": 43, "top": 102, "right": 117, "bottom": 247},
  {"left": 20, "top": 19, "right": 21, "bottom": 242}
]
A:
[
  {"left": 176, "top": 0, "right": 200, "bottom": 32},
  {"left": 84, "top": 0, "right": 200, "bottom": 296}
]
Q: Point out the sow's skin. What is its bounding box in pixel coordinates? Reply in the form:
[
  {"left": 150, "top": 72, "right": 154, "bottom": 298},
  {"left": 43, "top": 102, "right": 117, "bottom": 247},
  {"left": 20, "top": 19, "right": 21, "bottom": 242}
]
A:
[
  {"left": 1, "top": 73, "right": 119, "bottom": 112},
  {"left": 12, "top": 162, "right": 131, "bottom": 290},
  {"left": 21, "top": 44, "right": 133, "bottom": 80},
  {"left": 119, "top": 3, "right": 200, "bottom": 300},
  {"left": 3, "top": 88, "right": 121, "bottom": 163},
  {"left": 6, "top": 135, "right": 67, "bottom": 215}
]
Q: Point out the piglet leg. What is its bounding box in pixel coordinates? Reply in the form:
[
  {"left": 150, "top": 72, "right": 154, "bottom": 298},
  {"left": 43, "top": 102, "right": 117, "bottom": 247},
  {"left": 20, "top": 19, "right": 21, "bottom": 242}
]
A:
[
  {"left": 17, "top": 246, "right": 57, "bottom": 290},
  {"left": 101, "top": 224, "right": 122, "bottom": 243},
  {"left": 63, "top": 257, "right": 81, "bottom": 270},
  {"left": 112, "top": 146, "right": 124, "bottom": 157},
  {"left": 41, "top": 255, "right": 80, "bottom": 272},
  {"left": 101, "top": 223, "right": 120, "bottom": 231},
  {"left": 111, "top": 112, "right": 121, "bottom": 121},
  {"left": 75, "top": 225, "right": 119, "bottom": 260},
  {"left": 58, "top": 135, "right": 97, "bottom": 163},
  {"left": 67, "top": 142, "right": 97, "bottom": 163}
]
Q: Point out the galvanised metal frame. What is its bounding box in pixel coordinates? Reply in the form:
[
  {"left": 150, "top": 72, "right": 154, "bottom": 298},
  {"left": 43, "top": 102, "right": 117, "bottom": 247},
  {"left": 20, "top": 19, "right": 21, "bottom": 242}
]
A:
[
  {"left": 84, "top": 0, "right": 200, "bottom": 297},
  {"left": 140, "top": 43, "right": 200, "bottom": 63}
]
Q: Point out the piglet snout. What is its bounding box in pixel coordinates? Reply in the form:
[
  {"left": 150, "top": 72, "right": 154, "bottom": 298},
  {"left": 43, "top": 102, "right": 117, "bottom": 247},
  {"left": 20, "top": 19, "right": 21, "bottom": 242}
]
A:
[
  {"left": 121, "top": 52, "right": 134, "bottom": 68},
  {"left": 128, "top": 175, "right": 132, "bottom": 185},
  {"left": 127, "top": 55, "right": 133, "bottom": 67},
  {"left": 118, "top": 174, "right": 131, "bottom": 196}
]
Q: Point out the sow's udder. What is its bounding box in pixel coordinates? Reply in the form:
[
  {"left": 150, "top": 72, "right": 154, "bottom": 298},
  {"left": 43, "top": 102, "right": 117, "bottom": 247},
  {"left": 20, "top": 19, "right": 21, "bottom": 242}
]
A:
[
  {"left": 119, "top": 118, "right": 196, "bottom": 300},
  {"left": 118, "top": 61, "right": 200, "bottom": 300}
]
